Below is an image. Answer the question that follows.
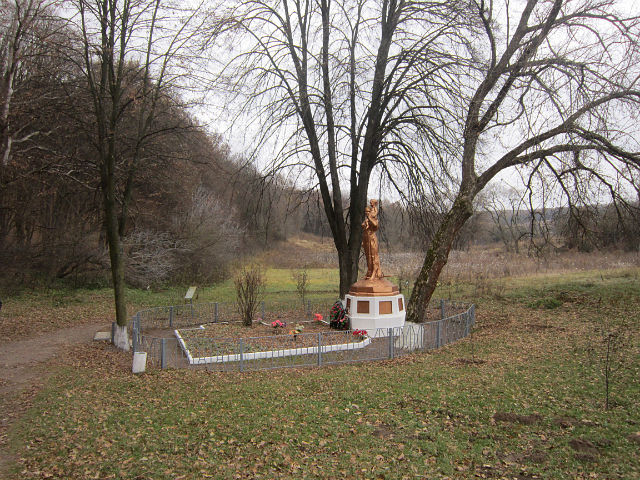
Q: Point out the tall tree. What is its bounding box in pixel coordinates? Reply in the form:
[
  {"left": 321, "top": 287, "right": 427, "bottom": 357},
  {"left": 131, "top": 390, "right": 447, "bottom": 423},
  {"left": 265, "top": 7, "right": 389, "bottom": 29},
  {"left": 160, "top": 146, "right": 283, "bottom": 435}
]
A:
[
  {"left": 216, "top": 0, "right": 472, "bottom": 297},
  {"left": 406, "top": 0, "right": 640, "bottom": 322},
  {"left": 0, "top": 0, "right": 60, "bottom": 168},
  {"left": 70, "top": 0, "right": 206, "bottom": 348}
]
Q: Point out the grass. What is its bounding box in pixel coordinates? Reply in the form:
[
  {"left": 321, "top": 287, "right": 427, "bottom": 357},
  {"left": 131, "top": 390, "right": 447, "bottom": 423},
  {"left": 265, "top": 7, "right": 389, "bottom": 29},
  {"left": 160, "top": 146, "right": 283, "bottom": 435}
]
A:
[
  {"left": 4, "top": 267, "right": 640, "bottom": 479},
  {"left": 0, "top": 268, "right": 341, "bottom": 342}
]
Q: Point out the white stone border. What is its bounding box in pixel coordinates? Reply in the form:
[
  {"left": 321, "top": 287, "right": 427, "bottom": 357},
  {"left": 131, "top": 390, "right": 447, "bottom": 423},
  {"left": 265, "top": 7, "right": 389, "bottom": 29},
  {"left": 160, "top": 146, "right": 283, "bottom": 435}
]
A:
[{"left": 174, "top": 329, "right": 371, "bottom": 365}]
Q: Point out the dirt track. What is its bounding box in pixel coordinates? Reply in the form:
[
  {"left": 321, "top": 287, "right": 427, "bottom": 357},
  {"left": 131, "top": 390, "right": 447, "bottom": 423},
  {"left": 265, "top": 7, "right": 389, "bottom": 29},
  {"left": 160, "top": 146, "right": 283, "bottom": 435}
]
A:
[{"left": 0, "top": 322, "right": 110, "bottom": 476}]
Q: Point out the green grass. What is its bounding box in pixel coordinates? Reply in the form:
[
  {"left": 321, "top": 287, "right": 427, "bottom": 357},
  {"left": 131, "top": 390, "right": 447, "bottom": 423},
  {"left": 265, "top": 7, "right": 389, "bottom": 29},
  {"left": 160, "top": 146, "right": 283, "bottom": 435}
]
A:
[
  {"left": 0, "top": 268, "right": 341, "bottom": 341},
  {"left": 5, "top": 268, "right": 640, "bottom": 479}
]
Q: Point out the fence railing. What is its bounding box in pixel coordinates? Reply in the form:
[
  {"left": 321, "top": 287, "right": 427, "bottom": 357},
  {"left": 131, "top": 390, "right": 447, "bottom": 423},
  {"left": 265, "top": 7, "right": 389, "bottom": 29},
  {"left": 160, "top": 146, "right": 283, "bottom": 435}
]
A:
[
  {"left": 128, "top": 299, "right": 475, "bottom": 372},
  {"left": 132, "top": 299, "right": 335, "bottom": 332}
]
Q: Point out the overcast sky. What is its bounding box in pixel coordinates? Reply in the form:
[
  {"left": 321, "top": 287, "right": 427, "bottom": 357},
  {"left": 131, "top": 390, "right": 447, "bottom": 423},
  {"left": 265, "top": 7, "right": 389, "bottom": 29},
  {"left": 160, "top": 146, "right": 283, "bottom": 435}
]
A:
[{"left": 191, "top": 0, "right": 640, "bottom": 207}]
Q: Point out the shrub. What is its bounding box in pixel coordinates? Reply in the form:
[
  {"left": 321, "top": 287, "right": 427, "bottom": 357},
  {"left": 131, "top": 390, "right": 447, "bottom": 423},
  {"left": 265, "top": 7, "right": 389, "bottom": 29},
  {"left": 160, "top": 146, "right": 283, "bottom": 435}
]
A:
[
  {"left": 234, "top": 264, "right": 265, "bottom": 326},
  {"left": 291, "top": 267, "right": 309, "bottom": 307}
]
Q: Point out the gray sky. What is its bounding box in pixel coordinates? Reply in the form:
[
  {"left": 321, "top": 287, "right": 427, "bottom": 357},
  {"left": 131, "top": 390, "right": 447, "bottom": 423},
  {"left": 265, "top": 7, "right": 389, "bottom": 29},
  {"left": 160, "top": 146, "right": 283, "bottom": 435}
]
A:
[{"left": 192, "top": 0, "right": 640, "bottom": 207}]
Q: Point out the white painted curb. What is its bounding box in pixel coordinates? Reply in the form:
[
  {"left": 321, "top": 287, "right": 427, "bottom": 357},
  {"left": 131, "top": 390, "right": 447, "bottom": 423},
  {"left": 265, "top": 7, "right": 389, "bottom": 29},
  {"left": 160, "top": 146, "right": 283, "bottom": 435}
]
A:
[{"left": 174, "top": 329, "right": 371, "bottom": 366}]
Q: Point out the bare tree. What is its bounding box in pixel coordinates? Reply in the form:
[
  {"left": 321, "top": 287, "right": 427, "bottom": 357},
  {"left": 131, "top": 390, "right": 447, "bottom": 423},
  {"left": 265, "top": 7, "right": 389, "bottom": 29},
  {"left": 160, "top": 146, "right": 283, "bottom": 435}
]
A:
[
  {"left": 210, "top": 0, "right": 639, "bottom": 320},
  {"left": 406, "top": 0, "right": 640, "bottom": 322},
  {"left": 175, "top": 186, "right": 243, "bottom": 282},
  {"left": 0, "top": 0, "right": 62, "bottom": 168},
  {"left": 123, "top": 228, "right": 184, "bottom": 287},
  {"left": 69, "top": 0, "right": 208, "bottom": 349},
  {"left": 214, "top": 0, "right": 473, "bottom": 297},
  {"left": 586, "top": 316, "right": 634, "bottom": 411},
  {"left": 482, "top": 186, "right": 529, "bottom": 253}
]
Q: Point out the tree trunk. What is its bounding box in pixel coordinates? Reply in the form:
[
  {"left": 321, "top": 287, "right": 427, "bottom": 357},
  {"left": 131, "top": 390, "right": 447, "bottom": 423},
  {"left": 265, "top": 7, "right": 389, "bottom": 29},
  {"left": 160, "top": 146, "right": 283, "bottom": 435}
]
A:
[
  {"left": 101, "top": 160, "right": 129, "bottom": 351},
  {"left": 337, "top": 245, "right": 360, "bottom": 299},
  {"left": 406, "top": 192, "right": 474, "bottom": 323}
]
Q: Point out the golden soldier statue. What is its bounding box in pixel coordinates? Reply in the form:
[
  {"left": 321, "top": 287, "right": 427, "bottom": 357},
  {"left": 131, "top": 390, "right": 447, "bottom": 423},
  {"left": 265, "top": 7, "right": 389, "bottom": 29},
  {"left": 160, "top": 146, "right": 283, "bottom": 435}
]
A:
[{"left": 361, "top": 199, "right": 383, "bottom": 280}]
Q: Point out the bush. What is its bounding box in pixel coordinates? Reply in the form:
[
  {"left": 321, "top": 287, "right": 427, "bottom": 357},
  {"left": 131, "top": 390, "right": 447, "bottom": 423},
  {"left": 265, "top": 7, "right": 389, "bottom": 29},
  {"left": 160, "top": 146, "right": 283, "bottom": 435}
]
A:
[
  {"left": 124, "top": 229, "right": 183, "bottom": 288},
  {"left": 173, "top": 188, "right": 243, "bottom": 283},
  {"left": 291, "top": 267, "right": 309, "bottom": 307},
  {"left": 234, "top": 264, "right": 265, "bottom": 326}
]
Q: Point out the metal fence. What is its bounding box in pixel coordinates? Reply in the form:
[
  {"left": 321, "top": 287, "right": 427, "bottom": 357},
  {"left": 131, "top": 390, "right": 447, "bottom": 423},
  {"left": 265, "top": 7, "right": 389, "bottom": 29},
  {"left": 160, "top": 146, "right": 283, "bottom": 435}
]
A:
[
  {"left": 128, "top": 299, "right": 475, "bottom": 371},
  {"left": 132, "top": 299, "right": 334, "bottom": 331}
]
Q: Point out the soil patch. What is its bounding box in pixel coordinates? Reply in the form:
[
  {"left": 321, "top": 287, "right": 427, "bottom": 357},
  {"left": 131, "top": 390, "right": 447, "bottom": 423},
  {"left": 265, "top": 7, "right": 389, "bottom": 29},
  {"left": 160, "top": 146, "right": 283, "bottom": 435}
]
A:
[
  {"left": 628, "top": 432, "right": 640, "bottom": 445},
  {"left": 452, "top": 357, "right": 486, "bottom": 365},
  {"left": 552, "top": 416, "right": 579, "bottom": 428},
  {"left": 526, "top": 323, "right": 553, "bottom": 330},
  {"left": 493, "top": 412, "right": 543, "bottom": 425},
  {"left": 501, "top": 450, "right": 547, "bottom": 465},
  {"left": 568, "top": 438, "right": 600, "bottom": 456},
  {"left": 526, "top": 323, "right": 566, "bottom": 331},
  {"left": 372, "top": 424, "right": 395, "bottom": 439},
  {"left": 176, "top": 321, "right": 365, "bottom": 357}
]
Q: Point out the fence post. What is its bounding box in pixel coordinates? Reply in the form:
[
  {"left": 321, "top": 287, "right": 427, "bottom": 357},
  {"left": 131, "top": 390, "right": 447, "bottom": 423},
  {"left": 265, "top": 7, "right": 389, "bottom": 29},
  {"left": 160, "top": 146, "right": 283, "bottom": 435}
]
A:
[
  {"left": 214, "top": 302, "right": 219, "bottom": 322},
  {"left": 137, "top": 313, "right": 142, "bottom": 336},
  {"left": 161, "top": 338, "right": 167, "bottom": 370},
  {"left": 388, "top": 328, "right": 394, "bottom": 359},
  {"left": 169, "top": 306, "right": 174, "bottom": 328},
  {"left": 440, "top": 299, "right": 445, "bottom": 320},
  {"left": 132, "top": 326, "right": 138, "bottom": 353},
  {"left": 239, "top": 338, "right": 244, "bottom": 372},
  {"left": 317, "top": 333, "right": 322, "bottom": 366},
  {"left": 436, "top": 321, "right": 441, "bottom": 348},
  {"left": 465, "top": 311, "right": 470, "bottom": 337}
]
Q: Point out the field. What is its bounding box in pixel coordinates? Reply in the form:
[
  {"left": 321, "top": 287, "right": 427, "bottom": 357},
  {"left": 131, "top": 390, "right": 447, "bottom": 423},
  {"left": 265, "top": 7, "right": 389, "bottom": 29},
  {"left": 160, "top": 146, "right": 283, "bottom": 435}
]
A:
[{"left": 1, "top": 255, "right": 639, "bottom": 479}]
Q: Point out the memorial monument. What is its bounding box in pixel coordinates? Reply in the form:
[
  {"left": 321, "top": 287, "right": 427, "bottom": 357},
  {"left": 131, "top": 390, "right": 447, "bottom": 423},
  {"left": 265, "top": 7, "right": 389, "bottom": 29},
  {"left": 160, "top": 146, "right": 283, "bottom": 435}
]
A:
[{"left": 345, "top": 199, "right": 406, "bottom": 334}]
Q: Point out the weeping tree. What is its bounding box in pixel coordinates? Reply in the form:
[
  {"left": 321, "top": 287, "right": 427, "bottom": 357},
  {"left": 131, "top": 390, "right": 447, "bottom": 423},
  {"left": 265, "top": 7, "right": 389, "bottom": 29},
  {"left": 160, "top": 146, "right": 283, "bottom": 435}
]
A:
[
  {"left": 70, "top": 0, "right": 209, "bottom": 349},
  {"left": 212, "top": 0, "right": 475, "bottom": 297},
  {"left": 406, "top": 0, "right": 640, "bottom": 322}
]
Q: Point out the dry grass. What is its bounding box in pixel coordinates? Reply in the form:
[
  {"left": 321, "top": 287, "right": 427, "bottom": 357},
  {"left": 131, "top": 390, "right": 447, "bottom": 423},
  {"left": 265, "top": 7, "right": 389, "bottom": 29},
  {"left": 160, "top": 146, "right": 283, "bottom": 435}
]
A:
[
  {"left": 258, "top": 235, "right": 640, "bottom": 283},
  {"left": 6, "top": 269, "right": 640, "bottom": 479}
]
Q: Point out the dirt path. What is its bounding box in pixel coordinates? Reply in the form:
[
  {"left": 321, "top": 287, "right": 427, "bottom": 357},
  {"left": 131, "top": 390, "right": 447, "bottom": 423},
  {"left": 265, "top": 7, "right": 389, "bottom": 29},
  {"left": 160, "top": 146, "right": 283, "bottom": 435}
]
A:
[{"left": 0, "top": 322, "right": 110, "bottom": 476}]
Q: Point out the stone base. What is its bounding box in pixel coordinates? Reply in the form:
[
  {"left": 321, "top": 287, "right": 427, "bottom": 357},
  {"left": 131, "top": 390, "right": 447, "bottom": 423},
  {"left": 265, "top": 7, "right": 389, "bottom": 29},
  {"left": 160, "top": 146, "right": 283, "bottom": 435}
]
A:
[
  {"left": 113, "top": 324, "right": 130, "bottom": 351},
  {"left": 348, "top": 278, "right": 399, "bottom": 296},
  {"left": 345, "top": 292, "right": 406, "bottom": 337}
]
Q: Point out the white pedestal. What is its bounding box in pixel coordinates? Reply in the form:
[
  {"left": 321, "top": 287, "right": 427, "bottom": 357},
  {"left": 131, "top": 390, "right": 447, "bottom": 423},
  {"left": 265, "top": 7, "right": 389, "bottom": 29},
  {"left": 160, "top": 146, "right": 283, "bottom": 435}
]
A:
[{"left": 344, "top": 293, "right": 406, "bottom": 337}]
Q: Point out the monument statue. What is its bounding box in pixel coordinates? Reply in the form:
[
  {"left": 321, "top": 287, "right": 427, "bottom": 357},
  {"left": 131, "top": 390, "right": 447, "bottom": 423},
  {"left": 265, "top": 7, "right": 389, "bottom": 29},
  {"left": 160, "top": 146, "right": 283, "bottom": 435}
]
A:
[
  {"left": 346, "top": 198, "right": 405, "bottom": 334},
  {"left": 362, "top": 199, "right": 383, "bottom": 280},
  {"left": 347, "top": 198, "right": 398, "bottom": 295}
]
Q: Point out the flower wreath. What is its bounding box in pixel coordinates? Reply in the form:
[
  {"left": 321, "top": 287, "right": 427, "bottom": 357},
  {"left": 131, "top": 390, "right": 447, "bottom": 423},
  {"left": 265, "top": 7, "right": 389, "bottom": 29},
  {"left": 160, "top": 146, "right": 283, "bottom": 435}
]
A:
[{"left": 329, "top": 300, "right": 349, "bottom": 330}]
